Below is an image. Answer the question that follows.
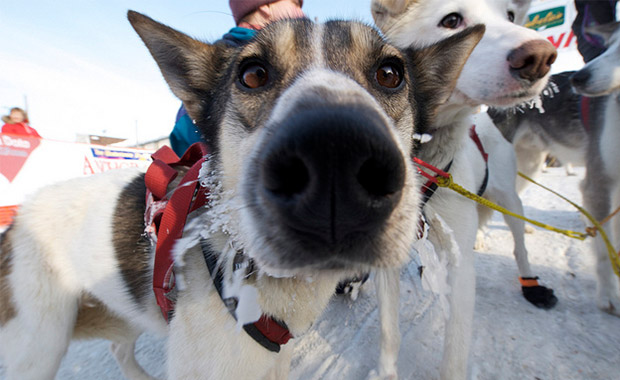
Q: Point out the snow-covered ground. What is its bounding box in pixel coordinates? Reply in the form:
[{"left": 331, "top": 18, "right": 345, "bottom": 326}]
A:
[{"left": 2, "top": 166, "right": 620, "bottom": 379}]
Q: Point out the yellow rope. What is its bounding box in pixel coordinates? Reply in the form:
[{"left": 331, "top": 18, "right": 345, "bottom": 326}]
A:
[
  {"left": 517, "top": 172, "right": 620, "bottom": 278},
  {"left": 435, "top": 175, "right": 587, "bottom": 240},
  {"left": 432, "top": 172, "right": 620, "bottom": 278}
]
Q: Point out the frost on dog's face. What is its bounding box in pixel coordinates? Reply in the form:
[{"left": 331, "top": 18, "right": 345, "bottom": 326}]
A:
[
  {"left": 372, "top": 0, "right": 557, "bottom": 108},
  {"left": 129, "top": 12, "right": 482, "bottom": 274}
]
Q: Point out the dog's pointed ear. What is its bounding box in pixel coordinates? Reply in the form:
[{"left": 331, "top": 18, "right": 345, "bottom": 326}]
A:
[
  {"left": 127, "top": 10, "right": 227, "bottom": 121},
  {"left": 407, "top": 25, "right": 485, "bottom": 119},
  {"left": 584, "top": 21, "right": 620, "bottom": 46},
  {"left": 372, "top": 0, "right": 409, "bottom": 29}
]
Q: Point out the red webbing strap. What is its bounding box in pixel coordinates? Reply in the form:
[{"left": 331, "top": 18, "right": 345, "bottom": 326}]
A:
[
  {"left": 412, "top": 156, "right": 451, "bottom": 184},
  {"left": 469, "top": 125, "right": 488, "bottom": 162},
  {"left": 147, "top": 143, "right": 209, "bottom": 321},
  {"left": 146, "top": 161, "right": 179, "bottom": 200}
]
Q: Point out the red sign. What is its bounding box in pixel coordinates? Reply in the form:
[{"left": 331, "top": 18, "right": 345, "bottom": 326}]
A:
[{"left": 0, "top": 134, "right": 41, "bottom": 182}]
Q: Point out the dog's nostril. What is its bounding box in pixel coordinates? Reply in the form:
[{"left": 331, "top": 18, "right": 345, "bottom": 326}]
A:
[
  {"left": 262, "top": 156, "right": 310, "bottom": 197},
  {"left": 357, "top": 157, "right": 404, "bottom": 197},
  {"left": 547, "top": 51, "right": 557, "bottom": 66},
  {"left": 508, "top": 40, "right": 557, "bottom": 81}
]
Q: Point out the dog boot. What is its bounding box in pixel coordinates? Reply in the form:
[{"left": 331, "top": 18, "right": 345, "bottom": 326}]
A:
[{"left": 520, "top": 277, "right": 558, "bottom": 309}]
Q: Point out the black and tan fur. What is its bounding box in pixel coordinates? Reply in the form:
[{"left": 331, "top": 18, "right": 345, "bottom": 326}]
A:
[{"left": 0, "top": 11, "right": 483, "bottom": 380}]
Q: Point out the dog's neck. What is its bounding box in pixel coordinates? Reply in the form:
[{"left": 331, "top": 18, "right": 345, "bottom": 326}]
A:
[
  {"left": 415, "top": 101, "right": 479, "bottom": 168},
  {"left": 433, "top": 101, "right": 478, "bottom": 129},
  {"left": 194, "top": 227, "right": 342, "bottom": 337}
]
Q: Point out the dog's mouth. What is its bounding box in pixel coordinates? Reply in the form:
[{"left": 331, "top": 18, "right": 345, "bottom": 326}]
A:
[{"left": 490, "top": 88, "right": 543, "bottom": 107}]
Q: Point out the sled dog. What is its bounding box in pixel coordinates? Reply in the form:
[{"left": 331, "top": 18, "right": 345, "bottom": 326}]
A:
[
  {"left": 370, "top": 0, "right": 557, "bottom": 378},
  {"left": 570, "top": 20, "right": 620, "bottom": 316},
  {"left": 491, "top": 20, "right": 620, "bottom": 317},
  {"left": 0, "top": 11, "right": 483, "bottom": 380}
]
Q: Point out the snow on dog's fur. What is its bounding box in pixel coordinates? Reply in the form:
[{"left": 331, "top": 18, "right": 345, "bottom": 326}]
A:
[
  {"left": 0, "top": 11, "right": 483, "bottom": 380},
  {"left": 370, "top": 0, "right": 556, "bottom": 379}
]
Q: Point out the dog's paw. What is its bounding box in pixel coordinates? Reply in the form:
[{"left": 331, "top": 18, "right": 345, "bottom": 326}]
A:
[
  {"left": 596, "top": 294, "right": 620, "bottom": 317},
  {"left": 522, "top": 284, "right": 558, "bottom": 309},
  {"left": 474, "top": 230, "right": 486, "bottom": 250},
  {"left": 524, "top": 224, "right": 535, "bottom": 234},
  {"left": 367, "top": 369, "right": 398, "bottom": 380}
]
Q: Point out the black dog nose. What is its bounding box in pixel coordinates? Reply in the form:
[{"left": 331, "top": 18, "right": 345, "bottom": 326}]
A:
[
  {"left": 258, "top": 106, "right": 405, "bottom": 247},
  {"left": 508, "top": 40, "right": 557, "bottom": 82},
  {"left": 569, "top": 69, "right": 591, "bottom": 89}
]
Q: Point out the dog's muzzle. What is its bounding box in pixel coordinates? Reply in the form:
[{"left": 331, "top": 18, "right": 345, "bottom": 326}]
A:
[{"left": 254, "top": 105, "right": 405, "bottom": 257}]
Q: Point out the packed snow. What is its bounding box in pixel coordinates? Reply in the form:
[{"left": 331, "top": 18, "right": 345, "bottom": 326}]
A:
[{"left": 1, "top": 166, "right": 619, "bottom": 379}]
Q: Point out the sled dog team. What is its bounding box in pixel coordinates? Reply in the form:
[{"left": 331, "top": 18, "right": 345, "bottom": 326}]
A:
[{"left": 1, "top": 0, "right": 619, "bottom": 379}]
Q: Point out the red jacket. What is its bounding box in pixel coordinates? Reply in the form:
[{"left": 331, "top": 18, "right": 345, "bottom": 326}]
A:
[{"left": 2, "top": 122, "right": 41, "bottom": 138}]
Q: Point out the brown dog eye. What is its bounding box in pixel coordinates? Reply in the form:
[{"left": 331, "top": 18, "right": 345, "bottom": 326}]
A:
[
  {"left": 376, "top": 63, "right": 402, "bottom": 89},
  {"left": 240, "top": 64, "right": 268, "bottom": 89},
  {"left": 440, "top": 13, "right": 463, "bottom": 29}
]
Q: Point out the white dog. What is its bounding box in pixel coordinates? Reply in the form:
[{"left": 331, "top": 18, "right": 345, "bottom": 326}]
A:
[
  {"left": 0, "top": 11, "right": 484, "bottom": 380},
  {"left": 370, "top": 0, "right": 556, "bottom": 378}
]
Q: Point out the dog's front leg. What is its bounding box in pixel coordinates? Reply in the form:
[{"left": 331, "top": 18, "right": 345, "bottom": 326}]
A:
[
  {"left": 263, "top": 341, "right": 294, "bottom": 380},
  {"left": 582, "top": 167, "right": 620, "bottom": 316},
  {"left": 168, "top": 247, "right": 278, "bottom": 380},
  {"left": 368, "top": 267, "right": 401, "bottom": 380},
  {"left": 426, "top": 201, "right": 477, "bottom": 380}
]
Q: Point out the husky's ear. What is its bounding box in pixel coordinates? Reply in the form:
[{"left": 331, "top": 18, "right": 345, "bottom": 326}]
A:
[
  {"left": 407, "top": 25, "right": 485, "bottom": 124},
  {"left": 584, "top": 21, "right": 620, "bottom": 47},
  {"left": 128, "top": 10, "right": 228, "bottom": 122},
  {"left": 371, "top": 0, "right": 409, "bottom": 30}
]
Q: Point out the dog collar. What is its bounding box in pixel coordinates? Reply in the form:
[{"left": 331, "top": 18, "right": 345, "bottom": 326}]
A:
[
  {"left": 145, "top": 143, "right": 293, "bottom": 352},
  {"left": 200, "top": 239, "right": 293, "bottom": 353}
]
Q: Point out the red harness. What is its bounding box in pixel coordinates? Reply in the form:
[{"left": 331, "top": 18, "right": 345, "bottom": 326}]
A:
[
  {"left": 414, "top": 124, "right": 489, "bottom": 207},
  {"left": 145, "top": 143, "right": 292, "bottom": 352},
  {"left": 145, "top": 143, "right": 209, "bottom": 321}
]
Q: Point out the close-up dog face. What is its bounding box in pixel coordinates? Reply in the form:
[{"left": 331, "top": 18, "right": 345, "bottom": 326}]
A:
[
  {"left": 571, "top": 21, "right": 620, "bottom": 96},
  {"left": 372, "top": 0, "right": 557, "bottom": 108},
  {"left": 129, "top": 12, "right": 482, "bottom": 275}
]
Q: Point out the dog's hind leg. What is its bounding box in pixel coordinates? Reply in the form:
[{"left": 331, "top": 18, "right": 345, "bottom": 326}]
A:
[
  {"left": 426, "top": 204, "right": 476, "bottom": 380},
  {"left": 0, "top": 233, "right": 79, "bottom": 380},
  {"left": 581, "top": 170, "right": 620, "bottom": 316},
  {"left": 1, "top": 291, "right": 78, "bottom": 380},
  {"left": 368, "top": 267, "right": 401, "bottom": 380},
  {"left": 73, "top": 295, "right": 157, "bottom": 380}
]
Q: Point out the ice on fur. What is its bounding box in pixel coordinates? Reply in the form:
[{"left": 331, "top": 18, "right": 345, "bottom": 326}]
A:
[{"left": 0, "top": 11, "right": 484, "bottom": 380}]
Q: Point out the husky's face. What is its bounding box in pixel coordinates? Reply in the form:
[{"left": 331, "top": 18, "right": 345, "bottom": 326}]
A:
[
  {"left": 372, "top": 0, "right": 556, "bottom": 108},
  {"left": 129, "top": 12, "right": 482, "bottom": 275},
  {"left": 571, "top": 21, "right": 620, "bottom": 96}
]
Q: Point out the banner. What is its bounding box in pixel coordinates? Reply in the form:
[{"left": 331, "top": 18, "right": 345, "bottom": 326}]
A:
[
  {"left": 0, "top": 133, "right": 153, "bottom": 227},
  {"left": 528, "top": 0, "right": 578, "bottom": 51}
]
